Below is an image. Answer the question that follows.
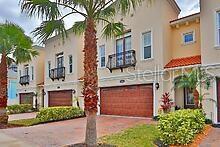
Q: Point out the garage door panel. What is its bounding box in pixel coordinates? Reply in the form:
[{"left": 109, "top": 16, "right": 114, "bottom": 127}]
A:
[
  {"left": 100, "top": 84, "right": 153, "bottom": 117},
  {"left": 48, "top": 90, "right": 72, "bottom": 107},
  {"left": 20, "top": 93, "right": 33, "bottom": 105}
]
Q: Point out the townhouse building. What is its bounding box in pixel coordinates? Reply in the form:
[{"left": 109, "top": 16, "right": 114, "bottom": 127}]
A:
[
  {"left": 43, "top": 32, "right": 84, "bottom": 108},
  {"left": 17, "top": 45, "right": 45, "bottom": 108},
  {"left": 16, "top": 0, "right": 220, "bottom": 124}
]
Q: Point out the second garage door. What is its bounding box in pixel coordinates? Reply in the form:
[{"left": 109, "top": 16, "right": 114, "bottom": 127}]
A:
[
  {"left": 20, "top": 93, "right": 34, "bottom": 105},
  {"left": 48, "top": 90, "right": 72, "bottom": 107},
  {"left": 100, "top": 84, "right": 153, "bottom": 117}
]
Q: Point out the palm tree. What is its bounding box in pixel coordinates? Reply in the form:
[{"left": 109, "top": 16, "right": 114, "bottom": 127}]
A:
[
  {"left": 174, "top": 67, "right": 212, "bottom": 109},
  {"left": 20, "top": 0, "right": 147, "bottom": 145},
  {"left": 0, "top": 22, "right": 38, "bottom": 125}
]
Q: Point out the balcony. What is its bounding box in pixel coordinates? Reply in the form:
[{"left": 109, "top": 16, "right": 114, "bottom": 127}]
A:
[
  {"left": 49, "top": 67, "right": 65, "bottom": 81},
  {"left": 106, "top": 50, "right": 136, "bottom": 72},
  {"left": 19, "top": 75, "right": 30, "bottom": 85}
]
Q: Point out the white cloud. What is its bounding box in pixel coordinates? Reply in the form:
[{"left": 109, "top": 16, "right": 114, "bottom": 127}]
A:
[{"left": 176, "top": 0, "right": 200, "bottom": 17}]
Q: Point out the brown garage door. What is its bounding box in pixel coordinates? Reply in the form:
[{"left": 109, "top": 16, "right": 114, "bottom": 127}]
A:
[
  {"left": 20, "top": 93, "right": 33, "bottom": 105},
  {"left": 48, "top": 90, "right": 72, "bottom": 107},
  {"left": 100, "top": 84, "right": 153, "bottom": 117}
]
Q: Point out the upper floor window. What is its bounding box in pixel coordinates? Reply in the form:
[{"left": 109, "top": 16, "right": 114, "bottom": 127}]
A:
[
  {"left": 116, "top": 32, "right": 131, "bottom": 54},
  {"left": 183, "top": 31, "right": 195, "bottom": 44},
  {"left": 142, "top": 31, "right": 152, "bottom": 60},
  {"left": 31, "top": 66, "right": 34, "bottom": 80},
  {"left": 216, "top": 11, "right": 220, "bottom": 46},
  {"left": 56, "top": 52, "right": 64, "bottom": 68},
  {"left": 48, "top": 61, "right": 51, "bottom": 77},
  {"left": 24, "top": 65, "right": 29, "bottom": 75},
  {"left": 99, "top": 45, "right": 105, "bottom": 68},
  {"left": 69, "top": 55, "right": 73, "bottom": 73}
]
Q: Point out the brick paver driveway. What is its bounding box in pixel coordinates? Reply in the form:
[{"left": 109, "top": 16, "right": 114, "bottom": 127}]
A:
[
  {"left": 0, "top": 116, "right": 153, "bottom": 147},
  {"left": 200, "top": 127, "right": 220, "bottom": 147}
]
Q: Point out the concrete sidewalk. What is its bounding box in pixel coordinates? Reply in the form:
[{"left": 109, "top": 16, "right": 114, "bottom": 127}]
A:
[
  {"left": 9, "top": 112, "right": 37, "bottom": 121},
  {"left": 0, "top": 132, "right": 38, "bottom": 147}
]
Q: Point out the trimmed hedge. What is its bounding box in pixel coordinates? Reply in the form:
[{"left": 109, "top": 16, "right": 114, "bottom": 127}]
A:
[
  {"left": 7, "top": 104, "right": 33, "bottom": 114},
  {"left": 158, "top": 109, "right": 205, "bottom": 145},
  {"left": 36, "top": 107, "right": 84, "bottom": 123}
]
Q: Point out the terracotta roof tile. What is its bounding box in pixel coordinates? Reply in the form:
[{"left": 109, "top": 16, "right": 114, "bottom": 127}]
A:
[{"left": 165, "top": 55, "right": 201, "bottom": 69}]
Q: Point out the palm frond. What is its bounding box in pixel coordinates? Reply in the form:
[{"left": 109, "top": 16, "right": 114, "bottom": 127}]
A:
[
  {"left": 13, "top": 47, "right": 39, "bottom": 64},
  {"left": 20, "top": 0, "right": 61, "bottom": 20},
  {"left": 32, "top": 19, "right": 67, "bottom": 43},
  {"left": 102, "top": 22, "right": 125, "bottom": 39},
  {"left": 111, "top": 0, "right": 144, "bottom": 15},
  {"left": 72, "top": 21, "right": 86, "bottom": 35}
]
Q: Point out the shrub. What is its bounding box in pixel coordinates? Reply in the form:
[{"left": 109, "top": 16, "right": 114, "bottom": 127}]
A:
[
  {"left": 36, "top": 106, "right": 84, "bottom": 123},
  {"left": 205, "top": 118, "right": 213, "bottom": 124},
  {"left": 158, "top": 109, "right": 205, "bottom": 145},
  {"left": 7, "top": 104, "right": 33, "bottom": 114}
]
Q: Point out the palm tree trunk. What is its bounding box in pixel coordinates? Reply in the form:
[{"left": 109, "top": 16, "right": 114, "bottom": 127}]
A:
[
  {"left": 83, "top": 18, "right": 98, "bottom": 146},
  {"left": 0, "top": 52, "right": 8, "bottom": 124},
  {"left": 193, "top": 89, "right": 199, "bottom": 109}
]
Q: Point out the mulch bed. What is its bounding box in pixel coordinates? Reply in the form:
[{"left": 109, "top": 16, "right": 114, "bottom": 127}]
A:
[
  {"left": 171, "top": 125, "right": 213, "bottom": 147},
  {"left": 0, "top": 124, "right": 23, "bottom": 129}
]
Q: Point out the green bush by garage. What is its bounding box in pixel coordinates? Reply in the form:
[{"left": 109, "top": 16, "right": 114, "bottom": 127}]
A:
[
  {"left": 158, "top": 109, "right": 206, "bottom": 145},
  {"left": 7, "top": 104, "right": 34, "bottom": 114},
  {"left": 36, "top": 106, "right": 84, "bottom": 123}
]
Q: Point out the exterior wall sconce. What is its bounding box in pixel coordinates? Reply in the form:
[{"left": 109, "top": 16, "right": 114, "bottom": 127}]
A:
[
  {"left": 155, "top": 83, "right": 160, "bottom": 90},
  {"left": 72, "top": 89, "right": 76, "bottom": 94}
]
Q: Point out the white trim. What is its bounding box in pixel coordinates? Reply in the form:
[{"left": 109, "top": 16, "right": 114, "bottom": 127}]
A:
[
  {"left": 153, "top": 82, "right": 156, "bottom": 116},
  {"left": 141, "top": 29, "right": 154, "bottom": 60},
  {"left": 164, "top": 64, "right": 201, "bottom": 71},
  {"left": 213, "top": 77, "right": 218, "bottom": 124},
  {"left": 99, "top": 70, "right": 164, "bottom": 82}
]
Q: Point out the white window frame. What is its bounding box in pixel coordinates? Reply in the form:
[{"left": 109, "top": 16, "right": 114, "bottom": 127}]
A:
[
  {"left": 99, "top": 45, "right": 106, "bottom": 68},
  {"left": 141, "top": 30, "right": 153, "bottom": 60},
  {"left": 68, "top": 55, "right": 73, "bottom": 74},
  {"left": 182, "top": 30, "right": 195, "bottom": 45},
  {"left": 216, "top": 11, "right": 220, "bottom": 47}
]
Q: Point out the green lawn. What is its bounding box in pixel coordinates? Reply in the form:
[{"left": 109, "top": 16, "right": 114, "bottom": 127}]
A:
[
  {"left": 99, "top": 124, "right": 159, "bottom": 147},
  {"left": 9, "top": 118, "right": 40, "bottom": 126}
]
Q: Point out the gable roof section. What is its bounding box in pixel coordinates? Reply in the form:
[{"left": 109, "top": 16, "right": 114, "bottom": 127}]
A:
[
  {"left": 167, "top": 0, "right": 181, "bottom": 14},
  {"left": 165, "top": 55, "right": 201, "bottom": 69}
]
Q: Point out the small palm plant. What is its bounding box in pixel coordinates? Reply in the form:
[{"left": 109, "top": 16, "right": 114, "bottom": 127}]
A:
[
  {"left": 174, "top": 67, "right": 212, "bottom": 109},
  {"left": 0, "top": 22, "right": 38, "bottom": 125}
]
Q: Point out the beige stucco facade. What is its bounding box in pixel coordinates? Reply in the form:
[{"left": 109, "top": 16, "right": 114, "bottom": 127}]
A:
[
  {"left": 43, "top": 32, "right": 84, "bottom": 108},
  {"left": 17, "top": 46, "right": 45, "bottom": 108},
  {"left": 200, "top": 0, "right": 220, "bottom": 123}
]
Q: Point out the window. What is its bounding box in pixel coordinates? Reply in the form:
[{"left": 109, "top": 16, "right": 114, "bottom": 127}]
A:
[
  {"left": 99, "top": 45, "right": 105, "bottom": 68},
  {"left": 69, "top": 55, "right": 73, "bottom": 73},
  {"left": 183, "top": 31, "right": 195, "bottom": 44},
  {"left": 48, "top": 61, "right": 51, "bottom": 77},
  {"left": 142, "top": 31, "right": 152, "bottom": 59},
  {"left": 116, "top": 32, "right": 131, "bottom": 65},
  {"left": 56, "top": 53, "right": 64, "bottom": 68},
  {"left": 31, "top": 66, "right": 34, "bottom": 80},
  {"left": 24, "top": 65, "right": 29, "bottom": 75},
  {"left": 216, "top": 11, "right": 220, "bottom": 46}
]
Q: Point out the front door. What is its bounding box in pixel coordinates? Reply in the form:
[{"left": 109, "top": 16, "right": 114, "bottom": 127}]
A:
[
  {"left": 217, "top": 79, "right": 220, "bottom": 122},
  {"left": 184, "top": 88, "right": 195, "bottom": 109}
]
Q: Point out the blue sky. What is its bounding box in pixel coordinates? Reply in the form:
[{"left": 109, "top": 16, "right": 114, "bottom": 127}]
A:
[{"left": 0, "top": 0, "right": 200, "bottom": 37}]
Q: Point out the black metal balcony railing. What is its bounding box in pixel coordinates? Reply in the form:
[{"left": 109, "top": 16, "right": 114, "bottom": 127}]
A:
[
  {"left": 19, "top": 75, "right": 30, "bottom": 85},
  {"left": 49, "top": 67, "right": 65, "bottom": 81},
  {"left": 106, "top": 50, "right": 136, "bottom": 72}
]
